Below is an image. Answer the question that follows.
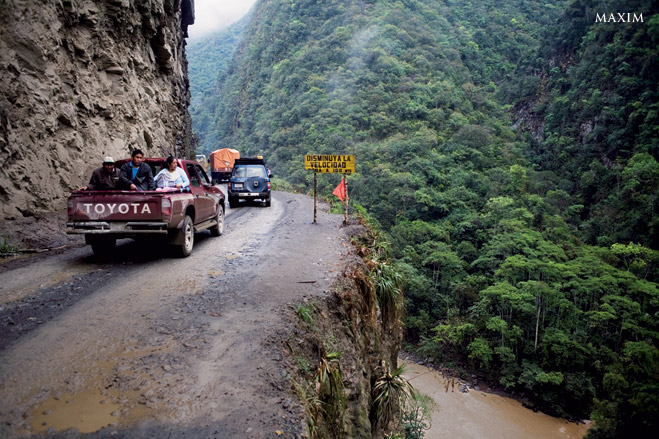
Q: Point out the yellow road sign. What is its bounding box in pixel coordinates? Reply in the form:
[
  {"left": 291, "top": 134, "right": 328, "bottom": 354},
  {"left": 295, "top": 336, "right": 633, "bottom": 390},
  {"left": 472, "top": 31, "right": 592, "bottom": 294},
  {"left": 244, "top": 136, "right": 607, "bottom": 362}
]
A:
[{"left": 304, "top": 155, "right": 355, "bottom": 174}]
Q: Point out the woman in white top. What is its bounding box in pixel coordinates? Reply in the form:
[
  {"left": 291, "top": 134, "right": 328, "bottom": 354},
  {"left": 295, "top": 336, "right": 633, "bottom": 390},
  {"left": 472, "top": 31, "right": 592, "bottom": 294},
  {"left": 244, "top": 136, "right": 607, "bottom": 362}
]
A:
[{"left": 154, "top": 156, "right": 190, "bottom": 189}]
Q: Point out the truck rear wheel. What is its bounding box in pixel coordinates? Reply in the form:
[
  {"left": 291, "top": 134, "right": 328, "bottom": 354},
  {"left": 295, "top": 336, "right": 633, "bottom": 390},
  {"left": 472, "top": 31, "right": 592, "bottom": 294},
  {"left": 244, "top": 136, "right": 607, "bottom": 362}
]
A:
[
  {"left": 88, "top": 236, "right": 116, "bottom": 257},
  {"left": 177, "top": 215, "right": 194, "bottom": 257},
  {"left": 210, "top": 206, "right": 224, "bottom": 237}
]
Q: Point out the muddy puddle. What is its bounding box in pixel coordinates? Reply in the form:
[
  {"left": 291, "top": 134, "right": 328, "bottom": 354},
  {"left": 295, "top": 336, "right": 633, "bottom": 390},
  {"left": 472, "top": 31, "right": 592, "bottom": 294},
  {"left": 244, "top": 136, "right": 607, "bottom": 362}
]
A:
[
  {"left": 30, "top": 389, "right": 121, "bottom": 434},
  {"left": 27, "top": 343, "right": 176, "bottom": 434},
  {"left": 403, "top": 362, "right": 591, "bottom": 439}
]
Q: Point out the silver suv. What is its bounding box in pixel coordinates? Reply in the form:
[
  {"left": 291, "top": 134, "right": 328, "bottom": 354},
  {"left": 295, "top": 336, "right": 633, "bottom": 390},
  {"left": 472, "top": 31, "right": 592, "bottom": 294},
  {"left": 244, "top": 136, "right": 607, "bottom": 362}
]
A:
[{"left": 227, "top": 158, "right": 272, "bottom": 207}]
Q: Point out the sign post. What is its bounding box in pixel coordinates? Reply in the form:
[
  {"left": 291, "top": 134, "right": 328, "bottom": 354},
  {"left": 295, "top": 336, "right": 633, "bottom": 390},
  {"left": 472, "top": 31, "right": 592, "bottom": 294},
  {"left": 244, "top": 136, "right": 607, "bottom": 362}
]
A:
[
  {"left": 304, "top": 155, "right": 355, "bottom": 225},
  {"left": 313, "top": 172, "right": 318, "bottom": 224}
]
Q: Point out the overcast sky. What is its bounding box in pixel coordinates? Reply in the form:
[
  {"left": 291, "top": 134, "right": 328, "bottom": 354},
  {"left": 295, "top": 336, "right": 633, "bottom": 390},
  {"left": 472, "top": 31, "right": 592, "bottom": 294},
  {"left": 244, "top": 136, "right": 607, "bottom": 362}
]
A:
[{"left": 188, "top": 0, "right": 258, "bottom": 40}]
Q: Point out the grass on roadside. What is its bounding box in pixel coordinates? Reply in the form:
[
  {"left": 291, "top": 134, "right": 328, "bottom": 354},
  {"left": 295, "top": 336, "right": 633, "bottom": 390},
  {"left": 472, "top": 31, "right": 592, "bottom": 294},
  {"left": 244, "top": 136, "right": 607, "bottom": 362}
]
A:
[{"left": 0, "top": 237, "right": 19, "bottom": 257}]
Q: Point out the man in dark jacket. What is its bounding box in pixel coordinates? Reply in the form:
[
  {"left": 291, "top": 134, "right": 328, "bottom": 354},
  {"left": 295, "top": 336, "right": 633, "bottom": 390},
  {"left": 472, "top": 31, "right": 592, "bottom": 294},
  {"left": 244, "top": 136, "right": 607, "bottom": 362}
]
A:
[
  {"left": 82, "top": 156, "right": 120, "bottom": 190},
  {"left": 119, "top": 149, "right": 155, "bottom": 191}
]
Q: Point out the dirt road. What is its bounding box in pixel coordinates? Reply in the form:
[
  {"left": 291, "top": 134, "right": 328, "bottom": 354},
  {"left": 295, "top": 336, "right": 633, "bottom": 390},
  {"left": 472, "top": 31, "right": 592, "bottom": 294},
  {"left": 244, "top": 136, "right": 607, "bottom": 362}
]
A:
[{"left": 0, "top": 191, "right": 351, "bottom": 438}]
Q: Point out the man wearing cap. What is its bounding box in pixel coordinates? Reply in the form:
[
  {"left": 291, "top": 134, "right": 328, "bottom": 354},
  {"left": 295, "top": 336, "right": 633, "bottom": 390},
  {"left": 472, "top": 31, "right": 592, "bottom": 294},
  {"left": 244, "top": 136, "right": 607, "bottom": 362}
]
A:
[{"left": 81, "top": 156, "right": 120, "bottom": 190}]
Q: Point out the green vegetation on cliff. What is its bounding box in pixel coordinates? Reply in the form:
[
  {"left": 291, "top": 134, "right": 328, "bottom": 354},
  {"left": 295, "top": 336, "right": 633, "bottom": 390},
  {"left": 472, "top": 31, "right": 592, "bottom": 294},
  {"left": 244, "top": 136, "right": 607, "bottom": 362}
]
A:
[
  {"left": 507, "top": 0, "right": 659, "bottom": 249},
  {"left": 187, "top": 16, "right": 248, "bottom": 152},
  {"left": 188, "top": 1, "right": 659, "bottom": 436}
]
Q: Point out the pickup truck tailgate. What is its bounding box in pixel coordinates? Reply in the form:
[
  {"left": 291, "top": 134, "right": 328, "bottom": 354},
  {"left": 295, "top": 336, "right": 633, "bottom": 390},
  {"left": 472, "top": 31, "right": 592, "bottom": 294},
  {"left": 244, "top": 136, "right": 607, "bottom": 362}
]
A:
[{"left": 68, "top": 192, "right": 163, "bottom": 221}]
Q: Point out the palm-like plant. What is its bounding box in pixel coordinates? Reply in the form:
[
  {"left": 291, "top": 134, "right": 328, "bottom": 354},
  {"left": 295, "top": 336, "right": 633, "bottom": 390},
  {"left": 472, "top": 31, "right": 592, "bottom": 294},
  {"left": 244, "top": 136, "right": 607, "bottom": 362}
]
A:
[
  {"left": 316, "top": 351, "right": 345, "bottom": 437},
  {"left": 370, "top": 262, "right": 404, "bottom": 329},
  {"left": 373, "top": 362, "right": 414, "bottom": 432}
]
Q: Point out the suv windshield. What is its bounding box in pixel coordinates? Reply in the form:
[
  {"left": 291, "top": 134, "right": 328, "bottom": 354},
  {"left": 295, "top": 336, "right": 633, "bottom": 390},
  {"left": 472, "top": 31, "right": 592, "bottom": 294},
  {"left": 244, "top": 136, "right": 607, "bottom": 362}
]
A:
[{"left": 233, "top": 165, "right": 267, "bottom": 179}]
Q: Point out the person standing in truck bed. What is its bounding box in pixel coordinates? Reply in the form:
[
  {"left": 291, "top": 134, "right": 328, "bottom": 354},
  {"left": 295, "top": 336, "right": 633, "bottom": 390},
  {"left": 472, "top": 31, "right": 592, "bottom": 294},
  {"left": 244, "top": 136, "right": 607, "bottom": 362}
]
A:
[
  {"left": 119, "top": 149, "right": 155, "bottom": 191},
  {"left": 81, "top": 156, "right": 120, "bottom": 190}
]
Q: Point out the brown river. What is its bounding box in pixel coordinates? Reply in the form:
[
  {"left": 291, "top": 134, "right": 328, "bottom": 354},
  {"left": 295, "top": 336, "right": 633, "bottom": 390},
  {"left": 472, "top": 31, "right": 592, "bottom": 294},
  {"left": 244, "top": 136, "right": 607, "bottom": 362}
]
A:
[{"left": 403, "top": 363, "right": 591, "bottom": 439}]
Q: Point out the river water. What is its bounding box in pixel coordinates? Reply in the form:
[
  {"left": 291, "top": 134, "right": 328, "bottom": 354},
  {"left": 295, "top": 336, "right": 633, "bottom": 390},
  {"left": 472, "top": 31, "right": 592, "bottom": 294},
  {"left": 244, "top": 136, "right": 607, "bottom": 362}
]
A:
[{"left": 403, "top": 363, "right": 591, "bottom": 439}]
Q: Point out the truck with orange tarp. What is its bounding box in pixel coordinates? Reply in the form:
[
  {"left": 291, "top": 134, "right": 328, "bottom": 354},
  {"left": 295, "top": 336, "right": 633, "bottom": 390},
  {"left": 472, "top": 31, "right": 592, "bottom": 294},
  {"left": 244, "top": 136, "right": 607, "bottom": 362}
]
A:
[{"left": 209, "top": 148, "right": 240, "bottom": 183}]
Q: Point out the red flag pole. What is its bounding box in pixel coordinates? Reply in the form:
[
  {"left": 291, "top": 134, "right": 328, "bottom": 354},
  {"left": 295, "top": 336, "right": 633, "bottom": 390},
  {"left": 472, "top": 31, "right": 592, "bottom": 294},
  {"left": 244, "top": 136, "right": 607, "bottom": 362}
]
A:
[{"left": 343, "top": 177, "right": 348, "bottom": 225}]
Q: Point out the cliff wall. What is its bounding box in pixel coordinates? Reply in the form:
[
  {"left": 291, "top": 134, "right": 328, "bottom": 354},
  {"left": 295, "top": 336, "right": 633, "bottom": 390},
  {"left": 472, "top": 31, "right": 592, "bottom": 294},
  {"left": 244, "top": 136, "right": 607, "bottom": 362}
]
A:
[
  {"left": 0, "top": 0, "right": 194, "bottom": 247},
  {"left": 285, "top": 222, "right": 405, "bottom": 438}
]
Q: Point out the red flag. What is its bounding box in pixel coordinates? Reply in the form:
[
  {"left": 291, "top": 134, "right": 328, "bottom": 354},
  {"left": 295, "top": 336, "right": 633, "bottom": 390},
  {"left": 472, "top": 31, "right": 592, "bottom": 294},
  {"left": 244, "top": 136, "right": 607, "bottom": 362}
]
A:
[{"left": 333, "top": 178, "right": 346, "bottom": 203}]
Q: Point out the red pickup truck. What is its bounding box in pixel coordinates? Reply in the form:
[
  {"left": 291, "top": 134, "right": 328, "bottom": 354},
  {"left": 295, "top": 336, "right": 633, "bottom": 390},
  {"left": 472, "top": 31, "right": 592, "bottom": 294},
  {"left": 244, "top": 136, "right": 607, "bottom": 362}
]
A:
[{"left": 67, "top": 158, "right": 225, "bottom": 257}]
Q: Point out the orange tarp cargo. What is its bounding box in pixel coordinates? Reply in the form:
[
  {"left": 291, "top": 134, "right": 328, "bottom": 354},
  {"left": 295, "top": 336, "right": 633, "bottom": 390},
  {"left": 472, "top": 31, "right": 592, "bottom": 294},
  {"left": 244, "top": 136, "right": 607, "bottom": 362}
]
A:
[{"left": 209, "top": 148, "right": 240, "bottom": 172}]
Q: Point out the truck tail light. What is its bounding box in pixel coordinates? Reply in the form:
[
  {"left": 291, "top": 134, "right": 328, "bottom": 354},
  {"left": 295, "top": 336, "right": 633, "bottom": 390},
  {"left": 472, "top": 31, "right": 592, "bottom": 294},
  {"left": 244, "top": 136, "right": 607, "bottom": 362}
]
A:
[
  {"left": 67, "top": 199, "right": 74, "bottom": 217},
  {"left": 267, "top": 181, "right": 271, "bottom": 190},
  {"left": 161, "top": 198, "right": 172, "bottom": 221}
]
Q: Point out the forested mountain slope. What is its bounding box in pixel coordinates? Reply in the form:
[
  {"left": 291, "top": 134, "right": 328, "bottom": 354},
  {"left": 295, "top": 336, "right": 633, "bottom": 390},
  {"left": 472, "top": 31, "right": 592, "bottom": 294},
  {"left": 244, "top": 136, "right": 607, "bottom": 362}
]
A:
[
  {"left": 508, "top": 0, "right": 659, "bottom": 248},
  {"left": 189, "top": 1, "right": 658, "bottom": 437},
  {"left": 187, "top": 16, "right": 249, "bottom": 152}
]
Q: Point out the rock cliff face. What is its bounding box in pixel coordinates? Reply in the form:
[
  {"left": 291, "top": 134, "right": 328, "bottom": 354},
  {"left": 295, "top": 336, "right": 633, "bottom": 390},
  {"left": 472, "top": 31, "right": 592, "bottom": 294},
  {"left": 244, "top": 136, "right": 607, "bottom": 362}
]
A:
[{"left": 0, "top": 0, "right": 194, "bottom": 247}]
